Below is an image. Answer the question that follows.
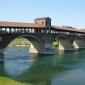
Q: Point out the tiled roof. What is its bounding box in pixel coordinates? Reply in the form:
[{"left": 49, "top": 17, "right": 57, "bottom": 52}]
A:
[
  {"left": 0, "top": 21, "right": 85, "bottom": 33},
  {"left": 79, "top": 29, "right": 85, "bottom": 32},
  {"left": 0, "top": 21, "right": 44, "bottom": 28},
  {"left": 52, "top": 26, "right": 85, "bottom": 33}
]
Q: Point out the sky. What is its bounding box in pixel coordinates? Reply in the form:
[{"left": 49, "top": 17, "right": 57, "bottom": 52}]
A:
[{"left": 0, "top": 0, "right": 85, "bottom": 29}]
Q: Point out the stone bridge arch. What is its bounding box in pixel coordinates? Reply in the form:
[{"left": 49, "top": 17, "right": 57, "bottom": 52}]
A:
[
  {"left": 51, "top": 35, "right": 67, "bottom": 47},
  {"left": 0, "top": 34, "right": 44, "bottom": 54},
  {"left": 52, "top": 35, "right": 75, "bottom": 51},
  {"left": 11, "top": 35, "right": 44, "bottom": 54}
]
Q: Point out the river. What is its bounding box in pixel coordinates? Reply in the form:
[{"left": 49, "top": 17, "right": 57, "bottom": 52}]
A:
[{"left": 0, "top": 46, "right": 85, "bottom": 85}]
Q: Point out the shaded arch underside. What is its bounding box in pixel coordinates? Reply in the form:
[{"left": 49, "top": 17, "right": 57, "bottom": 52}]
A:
[
  {"left": 53, "top": 35, "right": 76, "bottom": 50},
  {"left": 5, "top": 35, "right": 44, "bottom": 54}
]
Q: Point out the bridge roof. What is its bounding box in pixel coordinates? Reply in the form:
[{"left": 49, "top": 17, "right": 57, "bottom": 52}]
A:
[
  {"left": 0, "top": 21, "right": 85, "bottom": 33},
  {"left": 79, "top": 29, "right": 85, "bottom": 32},
  {"left": 0, "top": 21, "right": 44, "bottom": 28},
  {"left": 52, "top": 26, "right": 85, "bottom": 33}
]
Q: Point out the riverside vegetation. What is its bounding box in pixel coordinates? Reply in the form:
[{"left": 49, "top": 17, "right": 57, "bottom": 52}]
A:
[{"left": 10, "top": 37, "right": 30, "bottom": 47}]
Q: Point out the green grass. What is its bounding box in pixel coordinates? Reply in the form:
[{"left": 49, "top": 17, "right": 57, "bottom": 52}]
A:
[
  {"left": 0, "top": 76, "right": 32, "bottom": 85},
  {"left": 10, "top": 37, "right": 30, "bottom": 46}
]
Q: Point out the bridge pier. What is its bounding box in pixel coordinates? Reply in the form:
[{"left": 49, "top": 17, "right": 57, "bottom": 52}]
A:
[
  {"left": 58, "top": 40, "right": 75, "bottom": 51},
  {"left": 43, "top": 44, "right": 56, "bottom": 55},
  {"left": 29, "top": 44, "right": 38, "bottom": 54},
  {"left": 29, "top": 44, "right": 55, "bottom": 55},
  {"left": 58, "top": 39, "right": 85, "bottom": 51},
  {"left": 73, "top": 40, "right": 85, "bottom": 50}
]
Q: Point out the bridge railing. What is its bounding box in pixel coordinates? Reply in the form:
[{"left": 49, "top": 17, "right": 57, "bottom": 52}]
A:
[{"left": 0, "top": 27, "right": 85, "bottom": 37}]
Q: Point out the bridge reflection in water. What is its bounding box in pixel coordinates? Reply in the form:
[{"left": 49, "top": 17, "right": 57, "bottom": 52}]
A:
[{"left": 0, "top": 47, "right": 85, "bottom": 85}]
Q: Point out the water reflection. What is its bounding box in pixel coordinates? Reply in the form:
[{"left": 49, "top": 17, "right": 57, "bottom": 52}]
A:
[
  {"left": 52, "top": 69, "right": 85, "bottom": 85},
  {"left": 4, "top": 47, "right": 34, "bottom": 77},
  {"left": 52, "top": 50, "right": 85, "bottom": 85},
  {"left": 0, "top": 52, "right": 5, "bottom": 76},
  {"left": 17, "top": 55, "right": 68, "bottom": 85},
  {"left": 0, "top": 51, "right": 4, "bottom": 64},
  {"left": 0, "top": 47, "right": 85, "bottom": 85}
]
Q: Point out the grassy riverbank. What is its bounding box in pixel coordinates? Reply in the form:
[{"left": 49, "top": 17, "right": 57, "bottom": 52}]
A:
[
  {"left": 0, "top": 77, "right": 32, "bottom": 85},
  {"left": 0, "top": 64, "right": 32, "bottom": 85},
  {"left": 10, "top": 38, "right": 30, "bottom": 47}
]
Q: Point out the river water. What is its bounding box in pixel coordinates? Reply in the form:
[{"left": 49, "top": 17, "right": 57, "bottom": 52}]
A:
[{"left": 0, "top": 47, "right": 85, "bottom": 85}]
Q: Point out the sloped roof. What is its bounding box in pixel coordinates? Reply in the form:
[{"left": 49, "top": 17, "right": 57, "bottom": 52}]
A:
[
  {"left": 0, "top": 21, "right": 85, "bottom": 33},
  {"left": 0, "top": 21, "right": 44, "bottom": 28},
  {"left": 79, "top": 29, "right": 85, "bottom": 32},
  {"left": 52, "top": 26, "right": 85, "bottom": 33}
]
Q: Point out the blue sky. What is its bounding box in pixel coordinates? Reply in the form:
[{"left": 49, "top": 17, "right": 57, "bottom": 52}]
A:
[{"left": 0, "top": 0, "right": 85, "bottom": 29}]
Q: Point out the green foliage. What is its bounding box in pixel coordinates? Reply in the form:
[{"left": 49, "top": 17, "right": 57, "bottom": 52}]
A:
[
  {"left": 52, "top": 41, "right": 59, "bottom": 47},
  {"left": 10, "top": 37, "right": 30, "bottom": 46}
]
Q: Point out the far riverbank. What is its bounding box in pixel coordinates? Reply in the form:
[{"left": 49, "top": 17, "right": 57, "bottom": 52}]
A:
[
  {"left": 9, "top": 44, "right": 30, "bottom": 47},
  {"left": 9, "top": 37, "right": 30, "bottom": 47}
]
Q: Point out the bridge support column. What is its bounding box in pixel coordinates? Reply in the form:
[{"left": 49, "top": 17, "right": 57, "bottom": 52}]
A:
[
  {"left": 29, "top": 44, "right": 38, "bottom": 54},
  {"left": 42, "top": 44, "right": 56, "bottom": 55},
  {"left": 58, "top": 40, "right": 75, "bottom": 51},
  {"left": 73, "top": 40, "right": 85, "bottom": 49},
  {"left": 29, "top": 43, "right": 55, "bottom": 55}
]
